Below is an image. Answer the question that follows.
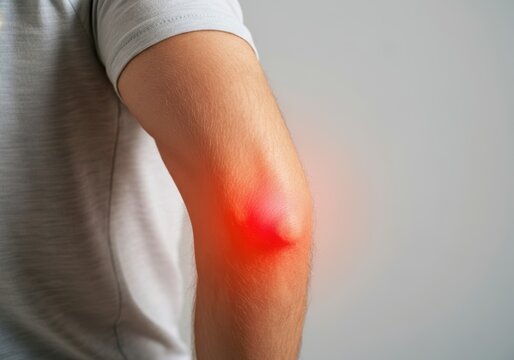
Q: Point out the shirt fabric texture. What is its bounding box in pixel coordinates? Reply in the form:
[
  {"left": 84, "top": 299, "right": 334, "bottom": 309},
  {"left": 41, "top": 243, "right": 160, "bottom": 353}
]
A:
[{"left": 0, "top": 1, "right": 257, "bottom": 359}]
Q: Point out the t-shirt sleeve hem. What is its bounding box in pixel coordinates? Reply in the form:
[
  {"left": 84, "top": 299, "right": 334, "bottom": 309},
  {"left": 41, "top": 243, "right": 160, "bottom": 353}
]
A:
[{"left": 107, "top": 13, "right": 259, "bottom": 99}]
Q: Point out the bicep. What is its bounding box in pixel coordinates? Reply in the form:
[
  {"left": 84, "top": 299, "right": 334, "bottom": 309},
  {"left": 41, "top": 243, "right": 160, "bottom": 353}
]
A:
[{"left": 119, "top": 31, "right": 270, "bottom": 178}]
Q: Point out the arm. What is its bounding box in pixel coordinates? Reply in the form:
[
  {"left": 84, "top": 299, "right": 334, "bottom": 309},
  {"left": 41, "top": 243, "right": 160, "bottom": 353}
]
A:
[{"left": 118, "top": 31, "right": 313, "bottom": 360}]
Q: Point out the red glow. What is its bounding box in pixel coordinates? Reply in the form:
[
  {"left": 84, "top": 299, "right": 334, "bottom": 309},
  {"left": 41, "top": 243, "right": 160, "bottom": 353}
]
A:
[{"left": 236, "top": 187, "right": 292, "bottom": 252}]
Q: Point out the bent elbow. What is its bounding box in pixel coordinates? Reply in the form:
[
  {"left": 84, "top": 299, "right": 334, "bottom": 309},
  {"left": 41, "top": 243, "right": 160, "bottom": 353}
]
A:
[{"left": 233, "top": 185, "right": 313, "bottom": 254}]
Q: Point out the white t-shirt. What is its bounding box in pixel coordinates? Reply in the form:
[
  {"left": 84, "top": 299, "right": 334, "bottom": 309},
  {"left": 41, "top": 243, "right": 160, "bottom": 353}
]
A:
[{"left": 0, "top": 1, "right": 256, "bottom": 359}]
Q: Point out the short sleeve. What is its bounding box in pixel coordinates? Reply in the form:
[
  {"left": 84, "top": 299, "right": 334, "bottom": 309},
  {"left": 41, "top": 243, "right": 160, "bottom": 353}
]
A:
[{"left": 91, "top": 0, "right": 259, "bottom": 98}]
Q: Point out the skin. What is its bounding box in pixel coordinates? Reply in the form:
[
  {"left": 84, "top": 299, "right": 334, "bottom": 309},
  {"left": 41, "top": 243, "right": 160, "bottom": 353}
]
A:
[{"left": 118, "top": 30, "right": 313, "bottom": 360}]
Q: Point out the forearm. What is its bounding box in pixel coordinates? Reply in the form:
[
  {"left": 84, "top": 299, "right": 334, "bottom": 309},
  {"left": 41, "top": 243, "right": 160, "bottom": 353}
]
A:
[
  {"left": 191, "top": 175, "right": 312, "bottom": 359},
  {"left": 194, "top": 238, "right": 311, "bottom": 360}
]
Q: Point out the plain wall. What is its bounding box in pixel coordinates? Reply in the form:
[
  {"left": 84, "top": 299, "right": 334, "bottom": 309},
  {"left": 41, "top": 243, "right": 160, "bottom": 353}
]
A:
[{"left": 179, "top": 1, "right": 514, "bottom": 359}]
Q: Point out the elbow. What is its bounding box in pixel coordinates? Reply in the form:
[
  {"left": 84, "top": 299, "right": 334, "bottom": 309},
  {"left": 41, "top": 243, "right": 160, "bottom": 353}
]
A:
[{"left": 233, "top": 184, "right": 313, "bottom": 254}]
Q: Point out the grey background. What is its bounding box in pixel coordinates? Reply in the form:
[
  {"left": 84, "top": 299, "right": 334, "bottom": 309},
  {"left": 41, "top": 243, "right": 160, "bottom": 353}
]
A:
[{"left": 179, "top": 1, "right": 514, "bottom": 359}]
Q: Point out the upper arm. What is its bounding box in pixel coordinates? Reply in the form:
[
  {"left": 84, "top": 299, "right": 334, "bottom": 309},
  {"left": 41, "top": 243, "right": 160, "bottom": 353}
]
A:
[
  {"left": 118, "top": 31, "right": 312, "bottom": 256},
  {"left": 119, "top": 30, "right": 267, "bottom": 183}
]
